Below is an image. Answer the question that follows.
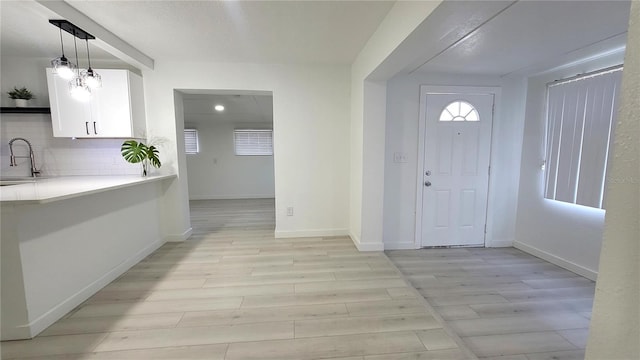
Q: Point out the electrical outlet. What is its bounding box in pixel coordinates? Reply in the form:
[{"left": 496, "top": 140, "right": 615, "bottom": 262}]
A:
[{"left": 286, "top": 207, "right": 294, "bottom": 216}]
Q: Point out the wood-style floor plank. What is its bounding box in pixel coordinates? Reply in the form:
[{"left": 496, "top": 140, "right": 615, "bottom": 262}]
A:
[
  {"left": 387, "top": 248, "right": 594, "bottom": 359},
  {"left": 1, "top": 199, "right": 470, "bottom": 360}
]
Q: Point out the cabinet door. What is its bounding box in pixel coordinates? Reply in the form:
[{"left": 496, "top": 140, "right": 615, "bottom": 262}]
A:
[
  {"left": 91, "top": 69, "right": 133, "bottom": 137},
  {"left": 46, "top": 68, "right": 93, "bottom": 138}
]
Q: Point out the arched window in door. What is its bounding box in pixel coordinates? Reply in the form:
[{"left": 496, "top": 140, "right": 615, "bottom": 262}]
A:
[{"left": 439, "top": 101, "right": 480, "bottom": 121}]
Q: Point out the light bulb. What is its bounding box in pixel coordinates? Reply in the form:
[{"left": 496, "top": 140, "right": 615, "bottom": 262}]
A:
[
  {"left": 214, "top": 105, "right": 225, "bottom": 111},
  {"left": 82, "top": 68, "right": 102, "bottom": 89},
  {"left": 57, "top": 66, "right": 76, "bottom": 80},
  {"left": 69, "top": 77, "right": 91, "bottom": 101},
  {"left": 52, "top": 56, "right": 77, "bottom": 80}
]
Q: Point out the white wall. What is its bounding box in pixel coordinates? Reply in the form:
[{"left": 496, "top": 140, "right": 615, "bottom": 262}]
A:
[
  {"left": 0, "top": 57, "right": 140, "bottom": 177},
  {"left": 143, "top": 62, "right": 351, "bottom": 239},
  {"left": 514, "top": 49, "right": 626, "bottom": 280},
  {"left": 185, "top": 119, "right": 275, "bottom": 200},
  {"left": 383, "top": 72, "right": 524, "bottom": 249},
  {"left": 587, "top": 2, "right": 640, "bottom": 357},
  {"left": 1, "top": 57, "right": 51, "bottom": 108},
  {"left": 350, "top": 1, "right": 442, "bottom": 250}
]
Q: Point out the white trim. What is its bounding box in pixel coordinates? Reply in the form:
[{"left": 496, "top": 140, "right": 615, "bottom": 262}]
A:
[
  {"left": 1, "top": 325, "right": 30, "bottom": 341},
  {"left": 165, "top": 227, "right": 193, "bottom": 242},
  {"left": 349, "top": 231, "right": 361, "bottom": 247},
  {"left": 275, "top": 228, "right": 348, "bottom": 239},
  {"left": 349, "top": 231, "right": 384, "bottom": 251},
  {"left": 24, "top": 238, "right": 164, "bottom": 339},
  {"left": 354, "top": 241, "right": 385, "bottom": 252},
  {"left": 415, "top": 86, "right": 428, "bottom": 249},
  {"left": 485, "top": 239, "right": 513, "bottom": 248},
  {"left": 415, "top": 85, "right": 502, "bottom": 249},
  {"left": 189, "top": 195, "right": 275, "bottom": 200},
  {"left": 514, "top": 241, "right": 597, "bottom": 281},
  {"left": 384, "top": 241, "right": 419, "bottom": 250}
]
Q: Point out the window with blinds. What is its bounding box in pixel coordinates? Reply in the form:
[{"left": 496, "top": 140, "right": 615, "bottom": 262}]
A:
[
  {"left": 184, "top": 129, "right": 199, "bottom": 154},
  {"left": 544, "top": 66, "right": 623, "bottom": 209},
  {"left": 234, "top": 129, "right": 273, "bottom": 156}
]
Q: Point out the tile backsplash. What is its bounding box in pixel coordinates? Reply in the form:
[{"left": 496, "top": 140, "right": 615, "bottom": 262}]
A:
[{"left": 0, "top": 114, "right": 139, "bottom": 177}]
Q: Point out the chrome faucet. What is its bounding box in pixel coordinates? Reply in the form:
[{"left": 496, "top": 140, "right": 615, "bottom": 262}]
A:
[{"left": 9, "top": 137, "right": 41, "bottom": 178}]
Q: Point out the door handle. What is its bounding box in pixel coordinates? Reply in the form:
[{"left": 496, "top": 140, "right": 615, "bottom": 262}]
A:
[
  {"left": 85, "top": 122, "right": 90, "bottom": 135},
  {"left": 424, "top": 181, "right": 432, "bottom": 187},
  {"left": 93, "top": 122, "right": 97, "bottom": 135}
]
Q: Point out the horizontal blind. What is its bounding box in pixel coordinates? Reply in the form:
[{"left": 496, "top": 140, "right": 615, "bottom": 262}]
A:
[
  {"left": 234, "top": 129, "right": 273, "bottom": 156},
  {"left": 184, "top": 129, "right": 199, "bottom": 154},
  {"left": 544, "top": 66, "right": 622, "bottom": 209}
]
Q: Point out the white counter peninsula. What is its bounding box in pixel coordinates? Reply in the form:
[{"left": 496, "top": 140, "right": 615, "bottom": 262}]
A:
[{"left": 1, "top": 174, "right": 176, "bottom": 340}]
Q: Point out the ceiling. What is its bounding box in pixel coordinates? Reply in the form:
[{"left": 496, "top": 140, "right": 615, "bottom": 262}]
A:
[
  {"left": 1, "top": 1, "right": 631, "bottom": 79},
  {"left": 183, "top": 94, "right": 273, "bottom": 124},
  {"left": 63, "top": 0, "right": 394, "bottom": 64},
  {"left": 0, "top": 1, "right": 118, "bottom": 61},
  {"left": 415, "top": 1, "right": 631, "bottom": 76}
]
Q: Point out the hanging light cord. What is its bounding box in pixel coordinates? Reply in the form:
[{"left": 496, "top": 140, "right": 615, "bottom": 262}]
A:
[
  {"left": 58, "top": 28, "right": 65, "bottom": 56},
  {"left": 73, "top": 30, "right": 80, "bottom": 75},
  {"left": 85, "top": 39, "right": 92, "bottom": 69}
]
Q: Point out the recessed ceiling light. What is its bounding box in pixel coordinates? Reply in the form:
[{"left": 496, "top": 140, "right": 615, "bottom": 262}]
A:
[{"left": 214, "top": 105, "right": 225, "bottom": 111}]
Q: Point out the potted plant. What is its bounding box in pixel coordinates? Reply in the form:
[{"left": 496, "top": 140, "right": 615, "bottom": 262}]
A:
[
  {"left": 7, "top": 87, "right": 35, "bottom": 107},
  {"left": 121, "top": 140, "right": 161, "bottom": 176}
]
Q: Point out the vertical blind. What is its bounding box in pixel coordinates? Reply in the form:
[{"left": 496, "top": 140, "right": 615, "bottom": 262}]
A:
[
  {"left": 184, "top": 129, "right": 199, "bottom": 154},
  {"left": 544, "top": 66, "right": 623, "bottom": 209},
  {"left": 234, "top": 129, "right": 273, "bottom": 156}
]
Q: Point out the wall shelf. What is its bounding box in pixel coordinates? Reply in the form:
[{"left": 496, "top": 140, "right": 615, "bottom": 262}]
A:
[{"left": 1, "top": 107, "right": 51, "bottom": 114}]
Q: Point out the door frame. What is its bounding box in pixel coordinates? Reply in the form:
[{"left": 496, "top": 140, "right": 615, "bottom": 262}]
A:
[{"left": 414, "top": 85, "right": 502, "bottom": 248}]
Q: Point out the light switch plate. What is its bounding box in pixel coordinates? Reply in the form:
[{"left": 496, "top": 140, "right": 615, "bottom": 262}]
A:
[{"left": 393, "top": 152, "right": 408, "bottom": 163}]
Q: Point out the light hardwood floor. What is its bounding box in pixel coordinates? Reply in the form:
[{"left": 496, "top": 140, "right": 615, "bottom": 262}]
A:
[
  {"left": 1, "top": 199, "right": 474, "bottom": 359},
  {"left": 387, "top": 248, "right": 595, "bottom": 360}
]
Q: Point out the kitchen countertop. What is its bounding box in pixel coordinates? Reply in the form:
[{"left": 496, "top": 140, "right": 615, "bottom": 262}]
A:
[{"left": 0, "top": 174, "right": 176, "bottom": 204}]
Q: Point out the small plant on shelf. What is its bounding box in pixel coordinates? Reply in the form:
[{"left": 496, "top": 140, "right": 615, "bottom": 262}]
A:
[
  {"left": 7, "top": 87, "right": 35, "bottom": 100},
  {"left": 7, "top": 87, "right": 35, "bottom": 107},
  {"left": 121, "top": 140, "right": 161, "bottom": 176}
]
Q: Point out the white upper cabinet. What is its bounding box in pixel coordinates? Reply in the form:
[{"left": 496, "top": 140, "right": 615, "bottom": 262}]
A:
[{"left": 46, "top": 68, "right": 146, "bottom": 138}]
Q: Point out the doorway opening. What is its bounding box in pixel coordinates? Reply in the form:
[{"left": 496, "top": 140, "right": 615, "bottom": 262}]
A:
[{"left": 180, "top": 90, "right": 275, "bottom": 234}]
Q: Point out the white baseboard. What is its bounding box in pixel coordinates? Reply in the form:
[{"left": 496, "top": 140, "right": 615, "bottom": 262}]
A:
[
  {"left": 486, "top": 239, "right": 513, "bottom": 248},
  {"left": 189, "top": 195, "right": 275, "bottom": 200},
  {"left": 349, "top": 231, "right": 361, "bottom": 248},
  {"left": 384, "top": 241, "right": 418, "bottom": 250},
  {"left": 1, "top": 324, "right": 31, "bottom": 341},
  {"left": 26, "top": 238, "right": 165, "bottom": 338},
  {"left": 274, "top": 228, "right": 348, "bottom": 238},
  {"left": 514, "top": 241, "right": 598, "bottom": 281},
  {"left": 165, "top": 227, "right": 193, "bottom": 242},
  {"left": 349, "top": 232, "right": 384, "bottom": 252}
]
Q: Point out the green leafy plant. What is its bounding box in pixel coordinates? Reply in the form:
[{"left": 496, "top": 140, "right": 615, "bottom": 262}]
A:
[
  {"left": 7, "top": 87, "right": 35, "bottom": 100},
  {"left": 121, "top": 140, "right": 161, "bottom": 176}
]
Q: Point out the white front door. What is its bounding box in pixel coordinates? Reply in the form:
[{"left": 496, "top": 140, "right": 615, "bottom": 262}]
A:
[{"left": 420, "top": 92, "right": 494, "bottom": 247}]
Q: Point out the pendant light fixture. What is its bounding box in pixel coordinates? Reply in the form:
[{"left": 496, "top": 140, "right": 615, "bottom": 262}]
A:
[
  {"left": 81, "top": 38, "right": 102, "bottom": 89},
  {"left": 50, "top": 20, "right": 98, "bottom": 101},
  {"left": 68, "top": 29, "right": 91, "bottom": 101},
  {"left": 50, "top": 26, "right": 76, "bottom": 80}
]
